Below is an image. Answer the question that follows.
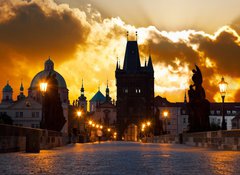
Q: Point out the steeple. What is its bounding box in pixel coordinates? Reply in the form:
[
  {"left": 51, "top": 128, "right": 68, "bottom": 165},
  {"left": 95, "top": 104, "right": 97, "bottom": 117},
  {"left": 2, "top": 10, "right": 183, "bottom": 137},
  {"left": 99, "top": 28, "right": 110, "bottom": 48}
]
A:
[
  {"left": 123, "top": 39, "right": 141, "bottom": 73},
  {"left": 106, "top": 80, "right": 109, "bottom": 96},
  {"left": 78, "top": 78, "right": 87, "bottom": 111},
  {"left": 147, "top": 54, "right": 154, "bottom": 72},
  {"left": 2, "top": 81, "right": 13, "bottom": 103},
  {"left": 145, "top": 58, "right": 147, "bottom": 67},
  {"left": 184, "top": 90, "right": 187, "bottom": 104},
  {"left": 105, "top": 80, "right": 111, "bottom": 103},
  {"left": 81, "top": 79, "right": 84, "bottom": 97},
  {"left": 20, "top": 81, "right": 24, "bottom": 92},
  {"left": 17, "top": 81, "right": 26, "bottom": 100}
]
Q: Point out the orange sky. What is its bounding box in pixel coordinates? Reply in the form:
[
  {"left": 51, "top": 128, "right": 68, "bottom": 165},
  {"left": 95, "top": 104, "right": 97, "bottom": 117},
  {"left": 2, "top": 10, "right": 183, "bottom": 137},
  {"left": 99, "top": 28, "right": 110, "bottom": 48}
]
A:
[{"left": 1, "top": 0, "right": 240, "bottom": 103}]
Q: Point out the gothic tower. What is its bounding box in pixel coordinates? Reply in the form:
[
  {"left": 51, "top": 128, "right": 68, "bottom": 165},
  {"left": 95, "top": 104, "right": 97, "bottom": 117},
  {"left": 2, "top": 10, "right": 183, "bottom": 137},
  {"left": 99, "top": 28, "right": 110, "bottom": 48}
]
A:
[{"left": 115, "top": 37, "right": 154, "bottom": 139}]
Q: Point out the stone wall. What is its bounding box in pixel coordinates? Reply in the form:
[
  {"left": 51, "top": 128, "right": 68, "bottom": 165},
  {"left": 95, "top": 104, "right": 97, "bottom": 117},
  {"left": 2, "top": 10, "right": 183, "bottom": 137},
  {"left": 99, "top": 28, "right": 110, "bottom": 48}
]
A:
[
  {"left": 183, "top": 130, "right": 240, "bottom": 150},
  {"left": 0, "top": 124, "right": 68, "bottom": 153},
  {"left": 146, "top": 130, "right": 240, "bottom": 150}
]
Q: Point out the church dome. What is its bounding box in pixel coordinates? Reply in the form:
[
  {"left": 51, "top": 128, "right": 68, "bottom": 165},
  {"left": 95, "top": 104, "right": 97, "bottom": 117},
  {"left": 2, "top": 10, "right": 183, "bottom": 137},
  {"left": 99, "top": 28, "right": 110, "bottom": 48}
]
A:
[
  {"left": 3, "top": 82, "right": 13, "bottom": 92},
  {"left": 29, "top": 58, "right": 67, "bottom": 89}
]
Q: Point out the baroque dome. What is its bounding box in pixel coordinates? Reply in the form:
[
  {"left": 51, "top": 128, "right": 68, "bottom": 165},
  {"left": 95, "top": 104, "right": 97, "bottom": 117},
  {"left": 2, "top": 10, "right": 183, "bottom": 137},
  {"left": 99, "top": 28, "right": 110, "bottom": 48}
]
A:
[
  {"left": 3, "top": 82, "right": 13, "bottom": 92},
  {"left": 29, "top": 58, "right": 67, "bottom": 89}
]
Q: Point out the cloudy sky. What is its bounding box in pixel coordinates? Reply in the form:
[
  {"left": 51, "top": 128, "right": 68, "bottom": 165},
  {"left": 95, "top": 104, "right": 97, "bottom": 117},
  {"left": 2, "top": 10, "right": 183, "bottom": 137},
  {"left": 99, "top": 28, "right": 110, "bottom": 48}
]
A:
[{"left": 1, "top": 0, "right": 240, "bottom": 103}]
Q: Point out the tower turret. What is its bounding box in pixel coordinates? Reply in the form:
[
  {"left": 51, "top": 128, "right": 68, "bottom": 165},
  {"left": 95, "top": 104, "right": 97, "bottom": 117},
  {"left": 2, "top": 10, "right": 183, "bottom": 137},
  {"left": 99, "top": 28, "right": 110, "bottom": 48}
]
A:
[
  {"left": 2, "top": 81, "right": 13, "bottom": 104},
  {"left": 78, "top": 79, "right": 87, "bottom": 112},
  {"left": 17, "top": 81, "right": 26, "bottom": 100}
]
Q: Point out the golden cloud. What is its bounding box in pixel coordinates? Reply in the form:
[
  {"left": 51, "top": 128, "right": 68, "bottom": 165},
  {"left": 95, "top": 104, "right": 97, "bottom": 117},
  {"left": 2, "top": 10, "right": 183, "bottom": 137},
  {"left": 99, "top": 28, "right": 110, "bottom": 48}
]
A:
[{"left": 1, "top": 0, "right": 240, "bottom": 103}]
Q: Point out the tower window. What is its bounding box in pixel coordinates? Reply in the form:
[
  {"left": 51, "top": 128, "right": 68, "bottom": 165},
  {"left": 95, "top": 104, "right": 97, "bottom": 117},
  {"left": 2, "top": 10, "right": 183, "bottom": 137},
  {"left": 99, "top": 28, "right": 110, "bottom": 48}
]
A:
[
  {"left": 124, "top": 88, "right": 128, "bottom": 93},
  {"left": 135, "top": 88, "right": 141, "bottom": 93}
]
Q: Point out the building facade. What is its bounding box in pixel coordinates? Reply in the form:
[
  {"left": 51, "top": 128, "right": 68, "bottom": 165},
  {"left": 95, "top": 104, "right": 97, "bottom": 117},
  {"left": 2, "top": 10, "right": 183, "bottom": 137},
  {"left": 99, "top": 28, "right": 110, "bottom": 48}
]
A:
[
  {"left": 155, "top": 95, "right": 240, "bottom": 135},
  {"left": 0, "top": 58, "right": 69, "bottom": 133},
  {"left": 115, "top": 39, "right": 154, "bottom": 139}
]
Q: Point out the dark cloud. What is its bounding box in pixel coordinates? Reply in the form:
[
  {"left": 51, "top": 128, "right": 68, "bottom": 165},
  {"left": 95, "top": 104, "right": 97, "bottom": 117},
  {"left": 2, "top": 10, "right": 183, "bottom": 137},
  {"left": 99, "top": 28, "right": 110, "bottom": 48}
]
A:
[
  {"left": 139, "top": 33, "right": 200, "bottom": 67},
  {"left": 191, "top": 30, "right": 240, "bottom": 77},
  {"left": 0, "top": 0, "right": 90, "bottom": 98},
  {"left": 0, "top": 1, "right": 90, "bottom": 65}
]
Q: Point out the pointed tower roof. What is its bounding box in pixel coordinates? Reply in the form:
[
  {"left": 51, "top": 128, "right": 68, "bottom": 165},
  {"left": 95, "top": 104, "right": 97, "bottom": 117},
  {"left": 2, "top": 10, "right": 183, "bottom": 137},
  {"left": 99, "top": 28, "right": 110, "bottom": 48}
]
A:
[
  {"left": 90, "top": 90, "right": 106, "bottom": 102},
  {"left": 106, "top": 80, "right": 109, "bottom": 93},
  {"left": 147, "top": 55, "right": 154, "bottom": 72},
  {"left": 81, "top": 79, "right": 84, "bottom": 93},
  {"left": 20, "top": 82, "right": 24, "bottom": 92},
  {"left": 184, "top": 91, "right": 187, "bottom": 104},
  {"left": 123, "top": 41, "right": 141, "bottom": 73}
]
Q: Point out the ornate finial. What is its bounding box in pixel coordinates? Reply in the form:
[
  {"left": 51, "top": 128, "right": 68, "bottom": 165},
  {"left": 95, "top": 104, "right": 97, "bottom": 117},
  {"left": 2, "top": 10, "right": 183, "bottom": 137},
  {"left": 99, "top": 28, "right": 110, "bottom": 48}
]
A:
[
  {"left": 7, "top": 80, "right": 9, "bottom": 85},
  {"left": 107, "top": 79, "right": 109, "bottom": 88},
  {"left": 127, "top": 31, "right": 129, "bottom": 41},
  {"left": 82, "top": 78, "right": 84, "bottom": 88},
  {"left": 98, "top": 84, "right": 100, "bottom": 91},
  {"left": 145, "top": 58, "right": 147, "bottom": 67},
  {"left": 136, "top": 31, "right": 138, "bottom": 41}
]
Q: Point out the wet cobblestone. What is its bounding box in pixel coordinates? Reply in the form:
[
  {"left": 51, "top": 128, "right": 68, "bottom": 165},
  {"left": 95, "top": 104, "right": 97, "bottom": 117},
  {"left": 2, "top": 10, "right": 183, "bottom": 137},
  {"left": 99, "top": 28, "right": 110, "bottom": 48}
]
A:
[{"left": 0, "top": 142, "right": 240, "bottom": 175}]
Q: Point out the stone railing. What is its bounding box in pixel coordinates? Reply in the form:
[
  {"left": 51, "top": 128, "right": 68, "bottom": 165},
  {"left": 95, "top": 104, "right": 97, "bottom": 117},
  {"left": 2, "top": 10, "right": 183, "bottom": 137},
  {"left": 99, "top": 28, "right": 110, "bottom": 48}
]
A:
[
  {"left": 145, "top": 130, "right": 240, "bottom": 150},
  {"left": 183, "top": 130, "right": 240, "bottom": 150},
  {"left": 0, "top": 124, "right": 68, "bottom": 153}
]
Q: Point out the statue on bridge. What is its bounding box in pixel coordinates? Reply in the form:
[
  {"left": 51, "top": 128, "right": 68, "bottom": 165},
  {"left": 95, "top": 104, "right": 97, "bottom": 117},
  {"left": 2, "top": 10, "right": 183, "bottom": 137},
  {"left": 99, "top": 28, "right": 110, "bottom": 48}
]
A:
[
  {"left": 188, "top": 65, "right": 210, "bottom": 132},
  {"left": 43, "top": 73, "right": 66, "bottom": 131}
]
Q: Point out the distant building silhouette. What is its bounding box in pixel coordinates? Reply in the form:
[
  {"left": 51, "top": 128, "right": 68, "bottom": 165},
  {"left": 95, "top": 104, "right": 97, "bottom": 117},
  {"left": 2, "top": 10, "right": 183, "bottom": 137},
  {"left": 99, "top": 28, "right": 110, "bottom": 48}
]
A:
[{"left": 115, "top": 38, "right": 154, "bottom": 139}]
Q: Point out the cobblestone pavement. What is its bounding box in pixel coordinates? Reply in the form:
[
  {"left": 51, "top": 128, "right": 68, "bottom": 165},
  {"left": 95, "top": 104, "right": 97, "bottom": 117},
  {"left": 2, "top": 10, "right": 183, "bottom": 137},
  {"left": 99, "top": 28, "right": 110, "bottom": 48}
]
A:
[{"left": 1, "top": 142, "right": 240, "bottom": 175}]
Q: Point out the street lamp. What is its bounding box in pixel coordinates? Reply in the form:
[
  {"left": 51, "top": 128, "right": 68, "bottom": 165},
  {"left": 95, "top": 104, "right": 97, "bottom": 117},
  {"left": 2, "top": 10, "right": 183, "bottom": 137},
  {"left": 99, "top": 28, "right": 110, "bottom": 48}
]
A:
[
  {"left": 163, "top": 110, "right": 169, "bottom": 134},
  {"left": 40, "top": 82, "right": 48, "bottom": 129},
  {"left": 77, "top": 110, "right": 82, "bottom": 132},
  {"left": 219, "top": 77, "right": 228, "bottom": 130},
  {"left": 147, "top": 121, "right": 151, "bottom": 127},
  {"left": 89, "top": 120, "right": 93, "bottom": 125}
]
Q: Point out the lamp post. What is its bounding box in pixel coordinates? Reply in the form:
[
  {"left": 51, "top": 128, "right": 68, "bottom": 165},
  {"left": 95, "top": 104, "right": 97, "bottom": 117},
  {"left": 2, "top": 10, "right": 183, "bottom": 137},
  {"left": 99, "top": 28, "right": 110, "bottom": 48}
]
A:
[
  {"left": 163, "top": 110, "right": 169, "bottom": 134},
  {"left": 40, "top": 82, "right": 48, "bottom": 129},
  {"left": 218, "top": 77, "right": 228, "bottom": 130},
  {"left": 77, "top": 110, "right": 82, "bottom": 142}
]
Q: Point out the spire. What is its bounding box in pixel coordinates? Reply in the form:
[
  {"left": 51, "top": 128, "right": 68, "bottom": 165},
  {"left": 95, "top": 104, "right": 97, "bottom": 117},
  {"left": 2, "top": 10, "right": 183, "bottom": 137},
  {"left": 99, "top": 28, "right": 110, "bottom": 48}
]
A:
[
  {"left": 20, "top": 81, "right": 24, "bottom": 92},
  {"left": 105, "top": 80, "right": 111, "bottom": 103},
  {"left": 135, "top": 31, "right": 138, "bottom": 41},
  {"left": 145, "top": 58, "right": 147, "bottom": 67},
  {"left": 81, "top": 79, "right": 84, "bottom": 96},
  {"left": 147, "top": 54, "right": 154, "bottom": 72},
  {"left": 184, "top": 90, "right": 187, "bottom": 104},
  {"left": 127, "top": 31, "right": 129, "bottom": 41},
  {"left": 106, "top": 80, "right": 109, "bottom": 95}
]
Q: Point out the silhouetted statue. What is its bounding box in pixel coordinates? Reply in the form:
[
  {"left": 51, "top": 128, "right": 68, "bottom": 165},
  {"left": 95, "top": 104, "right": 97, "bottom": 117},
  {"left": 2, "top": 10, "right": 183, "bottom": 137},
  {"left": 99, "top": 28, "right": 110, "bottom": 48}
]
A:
[
  {"left": 188, "top": 65, "right": 210, "bottom": 132},
  {"left": 43, "top": 73, "right": 66, "bottom": 131}
]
